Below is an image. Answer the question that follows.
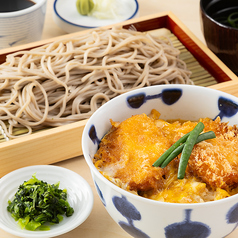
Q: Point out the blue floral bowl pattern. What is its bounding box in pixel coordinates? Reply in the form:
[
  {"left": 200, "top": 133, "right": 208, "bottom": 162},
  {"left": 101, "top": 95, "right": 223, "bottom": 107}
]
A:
[{"left": 82, "top": 85, "right": 238, "bottom": 238}]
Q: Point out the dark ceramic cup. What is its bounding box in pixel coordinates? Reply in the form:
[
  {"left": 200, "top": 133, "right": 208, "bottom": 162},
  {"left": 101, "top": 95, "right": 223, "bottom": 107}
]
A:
[{"left": 200, "top": 0, "right": 238, "bottom": 75}]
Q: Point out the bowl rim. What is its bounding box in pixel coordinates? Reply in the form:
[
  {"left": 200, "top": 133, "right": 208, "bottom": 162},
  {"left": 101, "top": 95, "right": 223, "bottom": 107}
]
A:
[
  {"left": 53, "top": 0, "right": 139, "bottom": 29},
  {"left": 200, "top": 0, "right": 238, "bottom": 31},
  {"left": 82, "top": 84, "right": 238, "bottom": 208},
  {"left": 0, "top": 0, "right": 47, "bottom": 18}
]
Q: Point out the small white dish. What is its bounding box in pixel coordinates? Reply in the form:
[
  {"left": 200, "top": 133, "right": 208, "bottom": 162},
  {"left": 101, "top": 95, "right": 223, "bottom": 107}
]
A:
[
  {"left": 0, "top": 165, "right": 93, "bottom": 238},
  {"left": 53, "top": 0, "right": 139, "bottom": 33}
]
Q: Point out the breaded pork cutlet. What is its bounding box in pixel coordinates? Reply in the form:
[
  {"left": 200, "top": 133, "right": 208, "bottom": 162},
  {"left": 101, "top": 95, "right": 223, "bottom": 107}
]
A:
[
  {"left": 94, "top": 111, "right": 238, "bottom": 202},
  {"left": 187, "top": 117, "right": 238, "bottom": 191},
  {"left": 94, "top": 113, "right": 170, "bottom": 193}
]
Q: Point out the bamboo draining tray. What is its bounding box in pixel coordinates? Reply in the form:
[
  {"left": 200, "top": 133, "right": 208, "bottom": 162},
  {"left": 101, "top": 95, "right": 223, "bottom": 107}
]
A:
[{"left": 0, "top": 11, "right": 238, "bottom": 178}]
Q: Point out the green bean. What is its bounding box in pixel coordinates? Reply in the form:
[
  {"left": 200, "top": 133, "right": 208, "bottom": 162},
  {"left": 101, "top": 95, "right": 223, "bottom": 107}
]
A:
[
  {"left": 152, "top": 132, "right": 191, "bottom": 167},
  {"left": 177, "top": 122, "right": 205, "bottom": 179},
  {"left": 160, "top": 131, "right": 216, "bottom": 168}
]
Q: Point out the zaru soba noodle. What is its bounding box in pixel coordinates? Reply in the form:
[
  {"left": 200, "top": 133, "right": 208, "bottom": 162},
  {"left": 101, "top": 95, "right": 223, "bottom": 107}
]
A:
[{"left": 0, "top": 27, "right": 192, "bottom": 138}]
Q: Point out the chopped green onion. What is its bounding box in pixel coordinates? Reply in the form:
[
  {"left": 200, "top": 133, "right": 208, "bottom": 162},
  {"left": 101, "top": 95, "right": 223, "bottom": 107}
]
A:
[
  {"left": 177, "top": 122, "right": 205, "bottom": 179},
  {"left": 228, "top": 12, "right": 238, "bottom": 28},
  {"left": 215, "top": 12, "right": 238, "bottom": 28}
]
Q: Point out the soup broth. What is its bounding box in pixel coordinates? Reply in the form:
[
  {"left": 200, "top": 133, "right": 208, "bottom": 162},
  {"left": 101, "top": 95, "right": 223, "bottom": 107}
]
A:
[
  {"left": 212, "top": 7, "right": 238, "bottom": 28},
  {"left": 0, "top": 0, "right": 35, "bottom": 13}
]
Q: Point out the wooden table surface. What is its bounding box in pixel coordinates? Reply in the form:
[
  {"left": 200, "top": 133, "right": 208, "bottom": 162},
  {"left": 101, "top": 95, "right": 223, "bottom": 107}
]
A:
[{"left": 1, "top": 0, "right": 238, "bottom": 237}]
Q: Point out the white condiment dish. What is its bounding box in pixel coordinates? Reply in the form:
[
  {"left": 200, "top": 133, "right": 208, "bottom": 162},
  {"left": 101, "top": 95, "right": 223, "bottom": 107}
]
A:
[
  {"left": 53, "top": 0, "right": 139, "bottom": 33},
  {"left": 0, "top": 165, "right": 93, "bottom": 238}
]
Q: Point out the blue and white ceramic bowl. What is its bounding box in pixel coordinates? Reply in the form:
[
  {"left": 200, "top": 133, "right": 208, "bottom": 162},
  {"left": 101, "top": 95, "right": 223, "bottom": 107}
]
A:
[
  {"left": 0, "top": 0, "right": 47, "bottom": 49},
  {"left": 82, "top": 85, "right": 238, "bottom": 238}
]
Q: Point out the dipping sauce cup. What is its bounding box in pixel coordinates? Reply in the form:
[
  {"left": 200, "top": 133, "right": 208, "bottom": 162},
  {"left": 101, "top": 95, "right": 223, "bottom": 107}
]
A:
[{"left": 0, "top": 0, "right": 47, "bottom": 49}]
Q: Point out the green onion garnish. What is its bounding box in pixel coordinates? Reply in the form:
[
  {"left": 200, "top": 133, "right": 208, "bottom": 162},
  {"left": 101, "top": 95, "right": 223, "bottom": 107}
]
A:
[{"left": 227, "top": 12, "right": 238, "bottom": 28}]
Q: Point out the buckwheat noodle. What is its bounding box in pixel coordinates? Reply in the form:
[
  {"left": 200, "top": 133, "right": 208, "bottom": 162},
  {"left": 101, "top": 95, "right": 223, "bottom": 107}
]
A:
[{"left": 0, "top": 27, "right": 192, "bottom": 138}]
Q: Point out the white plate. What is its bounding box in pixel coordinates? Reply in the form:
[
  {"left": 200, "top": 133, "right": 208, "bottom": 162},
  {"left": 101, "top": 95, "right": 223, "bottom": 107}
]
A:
[
  {"left": 53, "top": 0, "right": 139, "bottom": 33},
  {"left": 0, "top": 165, "right": 94, "bottom": 238}
]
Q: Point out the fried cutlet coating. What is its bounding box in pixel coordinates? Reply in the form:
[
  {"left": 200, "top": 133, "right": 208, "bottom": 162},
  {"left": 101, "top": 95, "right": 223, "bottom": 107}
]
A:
[
  {"left": 94, "top": 113, "right": 170, "bottom": 193},
  {"left": 94, "top": 112, "right": 238, "bottom": 199},
  {"left": 188, "top": 117, "right": 238, "bottom": 190}
]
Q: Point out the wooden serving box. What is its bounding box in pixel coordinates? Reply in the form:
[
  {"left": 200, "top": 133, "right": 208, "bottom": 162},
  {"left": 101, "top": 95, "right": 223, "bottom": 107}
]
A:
[{"left": 0, "top": 11, "right": 237, "bottom": 178}]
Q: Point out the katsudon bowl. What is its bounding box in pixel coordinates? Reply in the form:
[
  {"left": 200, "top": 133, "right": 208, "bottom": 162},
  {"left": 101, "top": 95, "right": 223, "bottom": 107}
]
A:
[{"left": 82, "top": 85, "right": 238, "bottom": 238}]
